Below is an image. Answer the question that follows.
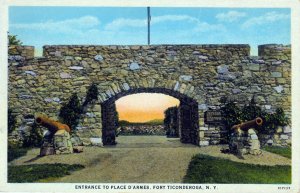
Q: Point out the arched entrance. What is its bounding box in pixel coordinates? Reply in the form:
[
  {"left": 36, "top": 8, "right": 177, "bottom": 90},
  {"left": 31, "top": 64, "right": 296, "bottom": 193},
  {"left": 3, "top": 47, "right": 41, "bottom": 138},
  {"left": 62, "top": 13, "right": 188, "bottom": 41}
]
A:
[{"left": 101, "top": 88, "right": 199, "bottom": 146}]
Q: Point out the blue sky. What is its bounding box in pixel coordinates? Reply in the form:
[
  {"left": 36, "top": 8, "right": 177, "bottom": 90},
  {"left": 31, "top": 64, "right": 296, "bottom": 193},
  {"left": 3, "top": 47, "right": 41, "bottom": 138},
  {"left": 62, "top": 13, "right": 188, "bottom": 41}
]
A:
[{"left": 9, "top": 7, "right": 290, "bottom": 55}]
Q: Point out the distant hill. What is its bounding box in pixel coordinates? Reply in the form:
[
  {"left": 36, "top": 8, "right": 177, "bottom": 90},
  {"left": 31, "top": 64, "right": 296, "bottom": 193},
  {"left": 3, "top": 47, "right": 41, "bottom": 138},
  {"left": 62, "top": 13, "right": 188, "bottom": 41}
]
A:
[{"left": 119, "top": 119, "right": 164, "bottom": 126}]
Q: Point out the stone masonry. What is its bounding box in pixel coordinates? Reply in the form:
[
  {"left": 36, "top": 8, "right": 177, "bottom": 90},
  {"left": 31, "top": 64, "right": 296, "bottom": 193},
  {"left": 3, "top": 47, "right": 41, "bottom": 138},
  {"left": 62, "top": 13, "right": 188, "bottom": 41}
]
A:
[{"left": 8, "top": 44, "right": 291, "bottom": 146}]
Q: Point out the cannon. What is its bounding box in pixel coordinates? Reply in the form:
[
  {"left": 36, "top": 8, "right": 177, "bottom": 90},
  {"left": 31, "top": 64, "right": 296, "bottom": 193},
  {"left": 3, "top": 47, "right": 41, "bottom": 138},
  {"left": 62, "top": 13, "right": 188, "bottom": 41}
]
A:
[
  {"left": 231, "top": 117, "right": 263, "bottom": 131},
  {"left": 35, "top": 116, "right": 71, "bottom": 133}
]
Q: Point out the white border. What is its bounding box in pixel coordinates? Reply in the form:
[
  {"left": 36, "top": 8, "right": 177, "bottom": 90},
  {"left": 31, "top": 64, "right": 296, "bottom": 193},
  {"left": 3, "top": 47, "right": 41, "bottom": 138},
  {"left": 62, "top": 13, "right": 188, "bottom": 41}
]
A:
[{"left": 0, "top": 0, "right": 300, "bottom": 193}]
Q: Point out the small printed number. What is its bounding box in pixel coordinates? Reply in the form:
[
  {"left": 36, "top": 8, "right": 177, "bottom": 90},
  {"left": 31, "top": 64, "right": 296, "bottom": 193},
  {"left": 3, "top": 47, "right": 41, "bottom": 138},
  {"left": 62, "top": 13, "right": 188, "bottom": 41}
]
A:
[{"left": 278, "top": 187, "right": 290, "bottom": 190}]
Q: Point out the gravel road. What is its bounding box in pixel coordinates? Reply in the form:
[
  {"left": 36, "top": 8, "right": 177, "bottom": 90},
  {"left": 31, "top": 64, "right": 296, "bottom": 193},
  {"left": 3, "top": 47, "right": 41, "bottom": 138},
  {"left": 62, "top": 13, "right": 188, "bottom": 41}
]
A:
[{"left": 9, "top": 136, "right": 291, "bottom": 183}]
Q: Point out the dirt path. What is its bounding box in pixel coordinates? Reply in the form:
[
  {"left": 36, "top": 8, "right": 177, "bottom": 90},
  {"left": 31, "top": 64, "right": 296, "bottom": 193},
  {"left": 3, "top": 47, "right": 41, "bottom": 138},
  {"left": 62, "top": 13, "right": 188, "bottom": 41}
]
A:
[{"left": 10, "top": 136, "right": 291, "bottom": 183}]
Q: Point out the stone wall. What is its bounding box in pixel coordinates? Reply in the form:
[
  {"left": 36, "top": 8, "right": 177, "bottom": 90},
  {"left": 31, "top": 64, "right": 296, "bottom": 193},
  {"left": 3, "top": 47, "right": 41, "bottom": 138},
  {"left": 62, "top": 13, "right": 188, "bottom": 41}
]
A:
[
  {"left": 8, "top": 44, "right": 291, "bottom": 146},
  {"left": 119, "top": 125, "right": 165, "bottom": 135}
]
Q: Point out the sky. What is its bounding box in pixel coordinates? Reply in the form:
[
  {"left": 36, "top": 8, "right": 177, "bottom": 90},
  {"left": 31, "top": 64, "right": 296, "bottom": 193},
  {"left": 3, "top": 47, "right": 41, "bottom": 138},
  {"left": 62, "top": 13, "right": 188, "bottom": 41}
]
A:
[
  {"left": 116, "top": 93, "right": 179, "bottom": 122},
  {"left": 9, "top": 7, "right": 290, "bottom": 56},
  {"left": 8, "top": 7, "right": 291, "bottom": 122}
]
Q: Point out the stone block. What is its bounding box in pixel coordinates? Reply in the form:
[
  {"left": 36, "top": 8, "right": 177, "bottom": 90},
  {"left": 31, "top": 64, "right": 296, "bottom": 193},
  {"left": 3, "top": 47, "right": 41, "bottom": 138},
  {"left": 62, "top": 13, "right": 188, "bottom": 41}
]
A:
[
  {"left": 199, "top": 131, "right": 205, "bottom": 138},
  {"left": 24, "top": 71, "right": 37, "bottom": 76},
  {"left": 69, "top": 66, "right": 83, "bottom": 70},
  {"left": 247, "top": 128, "right": 256, "bottom": 135},
  {"left": 271, "top": 72, "right": 282, "bottom": 78},
  {"left": 179, "top": 75, "right": 193, "bottom": 81},
  {"left": 250, "top": 134, "right": 258, "bottom": 140},
  {"left": 248, "top": 64, "right": 260, "bottom": 71},
  {"left": 129, "top": 62, "right": 140, "bottom": 70},
  {"left": 249, "top": 140, "right": 260, "bottom": 149},
  {"left": 274, "top": 85, "right": 284, "bottom": 93},
  {"left": 217, "top": 64, "right": 229, "bottom": 74},
  {"left": 264, "top": 105, "right": 272, "bottom": 110},
  {"left": 90, "top": 137, "right": 103, "bottom": 146},
  {"left": 277, "top": 78, "right": 286, "bottom": 84},
  {"left": 283, "top": 125, "right": 292, "bottom": 133},
  {"left": 60, "top": 72, "right": 72, "bottom": 79},
  {"left": 276, "top": 126, "right": 283, "bottom": 133},
  {"left": 280, "top": 135, "right": 289, "bottom": 140},
  {"left": 232, "top": 89, "right": 241, "bottom": 94},
  {"left": 199, "top": 141, "right": 209, "bottom": 146},
  {"left": 122, "top": 83, "right": 130, "bottom": 90},
  {"left": 54, "top": 130, "right": 73, "bottom": 154},
  {"left": 198, "top": 104, "right": 207, "bottom": 110},
  {"left": 94, "top": 54, "right": 103, "bottom": 61},
  {"left": 93, "top": 104, "right": 101, "bottom": 112},
  {"left": 200, "top": 126, "right": 208, "bottom": 131}
]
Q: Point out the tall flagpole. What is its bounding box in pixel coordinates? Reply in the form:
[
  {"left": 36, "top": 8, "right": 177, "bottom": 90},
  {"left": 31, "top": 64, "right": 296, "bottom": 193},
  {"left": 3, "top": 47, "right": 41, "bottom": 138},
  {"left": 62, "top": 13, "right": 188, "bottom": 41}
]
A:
[{"left": 147, "top": 7, "right": 151, "bottom": 45}]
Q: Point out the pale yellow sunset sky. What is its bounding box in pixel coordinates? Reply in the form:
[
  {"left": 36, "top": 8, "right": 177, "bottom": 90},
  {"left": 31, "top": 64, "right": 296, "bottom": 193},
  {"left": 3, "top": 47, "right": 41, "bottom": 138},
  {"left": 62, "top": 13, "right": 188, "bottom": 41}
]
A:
[{"left": 116, "top": 93, "right": 180, "bottom": 122}]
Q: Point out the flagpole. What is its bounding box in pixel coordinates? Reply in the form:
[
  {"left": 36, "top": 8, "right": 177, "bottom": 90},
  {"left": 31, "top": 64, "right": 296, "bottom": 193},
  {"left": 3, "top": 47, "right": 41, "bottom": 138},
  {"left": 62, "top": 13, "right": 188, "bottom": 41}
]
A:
[{"left": 147, "top": 7, "right": 151, "bottom": 45}]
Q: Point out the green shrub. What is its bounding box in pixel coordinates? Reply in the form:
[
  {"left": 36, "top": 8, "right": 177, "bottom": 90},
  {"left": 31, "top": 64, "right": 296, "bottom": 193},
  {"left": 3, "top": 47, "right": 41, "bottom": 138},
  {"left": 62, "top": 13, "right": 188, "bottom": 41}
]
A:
[
  {"left": 262, "top": 108, "right": 289, "bottom": 134},
  {"left": 220, "top": 101, "right": 242, "bottom": 129},
  {"left": 8, "top": 108, "right": 16, "bottom": 134},
  {"left": 22, "top": 122, "right": 43, "bottom": 147},
  {"left": 8, "top": 33, "right": 23, "bottom": 46},
  {"left": 59, "top": 93, "right": 82, "bottom": 130},
  {"left": 241, "top": 97, "right": 264, "bottom": 121},
  {"left": 221, "top": 97, "right": 289, "bottom": 135}
]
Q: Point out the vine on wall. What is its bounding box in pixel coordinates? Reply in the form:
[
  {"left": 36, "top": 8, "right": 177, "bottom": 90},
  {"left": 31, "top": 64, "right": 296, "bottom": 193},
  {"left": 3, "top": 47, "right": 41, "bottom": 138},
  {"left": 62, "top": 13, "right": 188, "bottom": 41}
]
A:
[
  {"left": 59, "top": 83, "right": 99, "bottom": 130},
  {"left": 220, "top": 97, "right": 289, "bottom": 135}
]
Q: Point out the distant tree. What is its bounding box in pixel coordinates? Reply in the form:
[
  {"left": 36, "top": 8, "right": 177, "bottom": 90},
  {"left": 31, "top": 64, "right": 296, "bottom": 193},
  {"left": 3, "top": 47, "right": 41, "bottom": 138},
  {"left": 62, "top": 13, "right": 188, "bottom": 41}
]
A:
[{"left": 8, "top": 33, "right": 23, "bottom": 46}]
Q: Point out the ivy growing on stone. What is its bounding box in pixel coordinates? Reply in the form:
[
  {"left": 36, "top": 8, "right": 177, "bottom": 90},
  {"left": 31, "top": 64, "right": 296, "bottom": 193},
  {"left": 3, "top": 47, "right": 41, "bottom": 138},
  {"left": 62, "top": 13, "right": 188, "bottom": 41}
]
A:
[
  {"left": 241, "top": 97, "right": 264, "bottom": 121},
  {"left": 22, "top": 122, "right": 43, "bottom": 148},
  {"left": 8, "top": 108, "right": 16, "bottom": 134},
  {"left": 59, "top": 93, "right": 82, "bottom": 130},
  {"left": 220, "top": 97, "right": 290, "bottom": 135},
  {"left": 83, "top": 83, "right": 98, "bottom": 106},
  {"left": 59, "top": 83, "right": 99, "bottom": 130},
  {"left": 220, "top": 101, "right": 242, "bottom": 130},
  {"left": 262, "top": 108, "right": 290, "bottom": 134}
]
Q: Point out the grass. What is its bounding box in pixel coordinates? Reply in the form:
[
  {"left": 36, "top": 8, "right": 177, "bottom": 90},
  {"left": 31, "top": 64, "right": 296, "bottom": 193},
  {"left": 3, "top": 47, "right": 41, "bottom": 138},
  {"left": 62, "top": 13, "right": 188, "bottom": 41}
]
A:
[
  {"left": 263, "top": 146, "right": 291, "bottom": 159},
  {"left": 8, "top": 163, "right": 85, "bottom": 183},
  {"left": 8, "top": 147, "right": 30, "bottom": 162},
  {"left": 183, "top": 154, "right": 291, "bottom": 184}
]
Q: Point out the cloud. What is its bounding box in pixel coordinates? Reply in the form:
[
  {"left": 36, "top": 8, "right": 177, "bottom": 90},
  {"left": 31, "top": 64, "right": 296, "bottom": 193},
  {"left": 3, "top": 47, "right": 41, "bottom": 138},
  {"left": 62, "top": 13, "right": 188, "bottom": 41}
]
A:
[
  {"left": 216, "top": 11, "right": 246, "bottom": 22},
  {"left": 11, "top": 14, "right": 226, "bottom": 47},
  {"left": 104, "top": 14, "right": 223, "bottom": 32},
  {"left": 194, "top": 22, "right": 226, "bottom": 32},
  {"left": 104, "top": 18, "right": 146, "bottom": 31},
  {"left": 151, "top": 15, "right": 198, "bottom": 24},
  {"left": 10, "top": 16, "right": 100, "bottom": 33},
  {"left": 242, "top": 11, "right": 290, "bottom": 28}
]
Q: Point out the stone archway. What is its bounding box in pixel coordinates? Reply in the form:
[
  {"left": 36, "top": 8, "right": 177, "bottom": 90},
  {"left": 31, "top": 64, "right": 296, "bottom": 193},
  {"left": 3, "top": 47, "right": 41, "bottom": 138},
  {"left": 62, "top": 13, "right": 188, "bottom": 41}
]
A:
[{"left": 100, "top": 88, "right": 199, "bottom": 146}]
